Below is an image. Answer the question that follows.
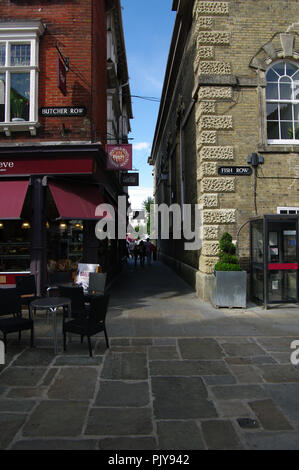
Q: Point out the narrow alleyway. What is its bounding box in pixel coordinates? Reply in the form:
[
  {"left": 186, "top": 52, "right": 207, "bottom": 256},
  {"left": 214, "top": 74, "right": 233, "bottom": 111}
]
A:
[{"left": 1, "top": 259, "right": 299, "bottom": 450}]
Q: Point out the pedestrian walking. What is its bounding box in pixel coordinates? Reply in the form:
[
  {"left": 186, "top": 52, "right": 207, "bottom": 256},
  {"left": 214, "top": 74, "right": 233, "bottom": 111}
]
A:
[
  {"left": 129, "top": 240, "right": 135, "bottom": 259},
  {"left": 133, "top": 242, "right": 139, "bottom": 267},
  {"left": 145, "top": 238, "right": 153, "bottom": 265},
  {"left": 139, "top": 240, "right": 146, "bottom": 267},
  {"left": 152, "top": 242, "right": 157, "bottom": 261}
]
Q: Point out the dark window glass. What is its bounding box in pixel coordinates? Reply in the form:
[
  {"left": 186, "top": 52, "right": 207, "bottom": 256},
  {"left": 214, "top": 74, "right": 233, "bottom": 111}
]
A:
[
  {"left": 267, "top": 102, "right": 278, "bottom": 120},
  {"left": 10, "top": 73, "right": 30, "bottom": 121},
  {"left": 267, "top": 121, "right": 279, "bottom": 139},
  {"left": 280, "top": 103, "right": 293, "bottom": 120}
]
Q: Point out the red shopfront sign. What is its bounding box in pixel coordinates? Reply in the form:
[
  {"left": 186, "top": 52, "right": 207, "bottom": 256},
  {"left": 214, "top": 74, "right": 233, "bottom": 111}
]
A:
[
  {"left": 106, "top": 144, "right": 132, "bottom": 171},
  {"left": 0, "top": 154, "right": 95, "bottom": 177},
  {"left": 0, "top": 272, "right": 31, "bottom": 285},
  {"left": 268, "top": 263, "right": 299, "bottom": 270}
]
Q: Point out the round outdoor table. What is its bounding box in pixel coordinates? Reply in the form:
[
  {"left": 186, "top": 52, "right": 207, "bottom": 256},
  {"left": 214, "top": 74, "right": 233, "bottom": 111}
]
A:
[{"left": 29, "top": 297, "right": 71, "bottom": 354}]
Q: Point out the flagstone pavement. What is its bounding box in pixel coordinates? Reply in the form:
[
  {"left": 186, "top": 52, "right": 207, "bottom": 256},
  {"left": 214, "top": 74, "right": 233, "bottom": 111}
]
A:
[{"left": 2, "top": 259, "right": 299, "bottom": 450}]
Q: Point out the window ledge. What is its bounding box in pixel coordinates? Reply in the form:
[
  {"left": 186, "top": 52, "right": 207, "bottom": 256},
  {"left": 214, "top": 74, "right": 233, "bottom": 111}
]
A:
[
  {"left": 0, "top": 122, "right": 40, "bottom": 137},
  {"left": 258, "top": 142, "right": 299, "bottom": 153}
]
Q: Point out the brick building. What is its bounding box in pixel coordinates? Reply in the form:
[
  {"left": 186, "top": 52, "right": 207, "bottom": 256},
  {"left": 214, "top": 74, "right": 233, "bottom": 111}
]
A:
[
  {"left": 0, "top": 0, "right": 132, "bottom": 293},
  {"left": 150, "top": 0, "right": 299, "bottom": 307}
]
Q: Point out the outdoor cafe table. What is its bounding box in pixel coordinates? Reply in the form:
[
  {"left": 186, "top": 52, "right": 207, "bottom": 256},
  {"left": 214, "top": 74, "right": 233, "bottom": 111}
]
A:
[
  {"left": 48, "top": 282, "right": 105, "bottom": 302},
  {"left": 29, "top": 297, "right": 71, "bottom": 354}
]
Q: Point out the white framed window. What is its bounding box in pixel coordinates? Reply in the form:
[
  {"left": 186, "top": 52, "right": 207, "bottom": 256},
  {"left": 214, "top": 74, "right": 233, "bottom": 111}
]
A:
[
  {"left": 266, "top": 61, "right": 299, "bottom": 145},
  {"left": 0, "top": 21, "right": 45, "bottom": 136},
  {"left": 277, "top": 207, "right": 299, "bottom": 215}
]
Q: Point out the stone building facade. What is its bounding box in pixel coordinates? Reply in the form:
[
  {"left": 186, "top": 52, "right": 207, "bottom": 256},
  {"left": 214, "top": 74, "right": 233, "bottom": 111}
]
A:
[{"left": 150, "top": 0, "right": 299, "bottom": 302}]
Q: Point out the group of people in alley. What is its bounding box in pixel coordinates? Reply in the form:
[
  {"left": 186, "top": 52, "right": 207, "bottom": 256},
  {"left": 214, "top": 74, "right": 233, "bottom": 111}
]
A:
[{"left": 127, "top": 238, "right": 157, "bottom": 267}]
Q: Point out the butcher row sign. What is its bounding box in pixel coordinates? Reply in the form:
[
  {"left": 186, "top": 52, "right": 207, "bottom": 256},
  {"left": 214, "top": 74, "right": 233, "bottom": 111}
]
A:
[{"left": 40, "top": 106, "right": 87, "bottom": 117}]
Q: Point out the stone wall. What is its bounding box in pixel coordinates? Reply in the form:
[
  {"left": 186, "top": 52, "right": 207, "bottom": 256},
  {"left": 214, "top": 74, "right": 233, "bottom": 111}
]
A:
[{"left": 193, "top": 0, "right": 299, "bottom": 299}]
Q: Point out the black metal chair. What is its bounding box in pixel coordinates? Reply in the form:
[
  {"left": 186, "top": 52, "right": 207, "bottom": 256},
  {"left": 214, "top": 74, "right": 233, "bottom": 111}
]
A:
[
  {"left": 88, "top": 272, "right": 107, "bottom": 296},
  {"left": 15, "top": 275, "right": 40, "bottom": 315},
  {"left": 58, "top": 285, "right": 86, "bottom": 318},
  {"left": 47, "top": 272, "right": 72, "bottom": 296},
  {"left": 62, "top": 294, "right": 110, "bottom": 357},
  {"left": 0, "top": 288, "right": 34, "bottom": 352}
]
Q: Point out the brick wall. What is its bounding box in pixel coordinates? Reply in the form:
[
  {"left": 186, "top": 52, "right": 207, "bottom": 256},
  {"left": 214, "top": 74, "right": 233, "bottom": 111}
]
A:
[{"left": 0, "top": 0, "right": 107, "bottom": 143}]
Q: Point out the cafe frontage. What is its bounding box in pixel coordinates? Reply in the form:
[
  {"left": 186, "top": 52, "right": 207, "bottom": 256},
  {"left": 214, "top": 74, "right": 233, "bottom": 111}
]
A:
[{"left": 0, "top": 143, "right": 125, "bottom": 295}]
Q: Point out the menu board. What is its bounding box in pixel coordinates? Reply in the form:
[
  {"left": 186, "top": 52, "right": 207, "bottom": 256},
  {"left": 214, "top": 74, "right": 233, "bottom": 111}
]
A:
[{"left": 75, "top": 263, "right": 99, "bottom": 292}]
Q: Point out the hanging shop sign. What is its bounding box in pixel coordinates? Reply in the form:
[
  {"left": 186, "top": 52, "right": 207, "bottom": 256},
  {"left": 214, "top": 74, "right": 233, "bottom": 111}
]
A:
[
  {"left": 120, "top": 172, "right": 139, "bottom": 186},
  {"left": 57, "top": 56, "right": 67, "bottom": 96},
  {"left": 106, "top": 144, "right": 132, "bottom": 171},
  {"left": 40, "top": 106, "right": 87, "bottom": 117},
  {"left": 218, "top": 166, "right": 252, "bottom": 176}
]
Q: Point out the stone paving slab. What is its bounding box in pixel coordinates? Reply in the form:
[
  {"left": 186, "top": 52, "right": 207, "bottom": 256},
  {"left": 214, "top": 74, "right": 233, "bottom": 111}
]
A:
[
  {"left": 101, "top": 351, "right": 148, "bottom": 380},
  {"left": 151, "top": 376, "right": 217, "bottom": 419},
  {"left": 178, "top": 338, "right": 224, "bottom": 359},
  {"left": 22, "top": 401, "right": 89, "bottom": 437},
  {"left": 0, "top": 413, "right": 27, "bottom": 449},
  {"left": 97, "top": 437, "right": 157, "bottom": 450},
  {"left": 211, "top": 384, "right": 269, "bottom": 400},
  {"left": 244, "top": 431, "right": 299, "bottom": 450},
  {"left": 94, "top": 381, "right": 150, "bottom": 407},
  {"left": 249, "top": 399, "right": 293, "bottom": 430},
  {"left": 2, "top": 334, "right": 299, "bottom": 449},
  {"left": 201, "top": 420, "right": 244, "bottom": 450},
  {"left": 11, "top": 439, "right": 98, "bottom": 450},
  {"left": 0, "top": 367, "right": 47, "bottom": 387},
  {"left": 156, "top": 421, "right": 205, "bottom": 450},
  {"left": 86, "top": 408, "right": 153, "bottom": 436},
  {"left": 149, "top": 360, "right": 231, "bottom": 376},
  {"left": 256, "top": 364, "right": 299, "bottom": 383},
  {"left": 2, "top": 262, "right": 299, "bottom": 449}
]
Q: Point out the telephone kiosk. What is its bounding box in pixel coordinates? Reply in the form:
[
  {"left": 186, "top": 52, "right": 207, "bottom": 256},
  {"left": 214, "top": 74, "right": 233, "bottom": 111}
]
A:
[{"left": 250, "top": 215, "right": 299, "bottom": 308}]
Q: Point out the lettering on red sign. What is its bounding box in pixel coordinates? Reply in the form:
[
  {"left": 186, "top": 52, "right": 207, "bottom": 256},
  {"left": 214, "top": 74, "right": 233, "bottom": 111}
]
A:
[{"left": 0, "top": 162, "right": 14, "bottom": 172}]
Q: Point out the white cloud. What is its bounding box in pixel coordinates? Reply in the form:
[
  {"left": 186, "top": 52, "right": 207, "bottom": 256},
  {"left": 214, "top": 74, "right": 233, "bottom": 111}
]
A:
[
  {"left": 128, "top": 187, "right": 153, "bottom": 210},
  {"left": 133, "top": 142, "right": 151, "bottom": 151}
]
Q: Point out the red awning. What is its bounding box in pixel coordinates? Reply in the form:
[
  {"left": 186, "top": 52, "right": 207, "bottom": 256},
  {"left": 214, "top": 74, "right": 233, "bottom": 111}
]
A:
[
  {"left": 48, "top": 181, "right": 114, "bottom": 220},
  {"left": 0, "top": 180, "right": 29, "bottom": 219}
]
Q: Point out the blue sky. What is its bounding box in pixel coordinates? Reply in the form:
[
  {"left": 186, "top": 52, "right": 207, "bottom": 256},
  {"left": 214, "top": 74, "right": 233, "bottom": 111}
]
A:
[{"left": 121, "top": 0, "right": 175, "bottom": 209}]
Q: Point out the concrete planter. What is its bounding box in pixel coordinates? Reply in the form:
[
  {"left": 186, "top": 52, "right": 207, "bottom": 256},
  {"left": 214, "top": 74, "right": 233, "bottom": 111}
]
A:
[{"left": 211, "top": 270, "right": 247, "bottom": 308}]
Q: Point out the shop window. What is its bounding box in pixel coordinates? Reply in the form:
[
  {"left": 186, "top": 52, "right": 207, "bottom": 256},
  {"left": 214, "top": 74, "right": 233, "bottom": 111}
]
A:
[
  {"left": 47, "top": 220, "right": 84, "bottom": 277},
  {"left": 266, "top": 61, "right": 299, "bottom": 144},
  {"left": 0, "top": 21, "right": 45, "bottom": 136},
  {"left": 0, "top": 220, "right": 31, "bottom": 272}
]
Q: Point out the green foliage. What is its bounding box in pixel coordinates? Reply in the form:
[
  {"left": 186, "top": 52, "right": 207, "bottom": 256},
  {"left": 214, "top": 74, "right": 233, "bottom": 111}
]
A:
[
  {"left": 288, "top": 126, "right": 299, "bottom": 139},
  {"left": 214, "top": 261, "right": 241, "bottom": 271},
  {"left": 143, "top": 196, "right": 154, "bottom": 235},
  {"left": 220, "top": 253, "right": 239, "bottom": 265},
  {"left": 215, "top": 232, "right": 241, "bottom": 271}
]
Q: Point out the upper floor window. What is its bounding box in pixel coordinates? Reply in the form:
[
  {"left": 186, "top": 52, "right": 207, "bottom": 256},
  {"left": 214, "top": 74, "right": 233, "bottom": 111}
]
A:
[
  {"left": 266, "top": 61, "right": 299, "bottom": 144},
  {"left": 0, "top": 21, "right": 45, "bottom": 136}
]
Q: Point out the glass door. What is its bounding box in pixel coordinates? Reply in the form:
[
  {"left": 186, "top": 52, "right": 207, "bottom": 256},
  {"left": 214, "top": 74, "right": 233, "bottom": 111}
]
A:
[{"left": 267, "top": 219, "right": 298, "bottom": 303}]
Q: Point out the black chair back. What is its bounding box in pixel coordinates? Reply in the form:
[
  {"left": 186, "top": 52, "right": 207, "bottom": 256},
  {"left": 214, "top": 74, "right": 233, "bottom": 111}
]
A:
[
  {"left": 49, "top": 272, "right": 70, "bottom": 284},
  {"left": 59, "top": 286, "right": 85, "bottom": 316},
  {"left": 0, "top": 288, "right": 21, "bottom": 317},
  {"left": 15, "top": 275, "right": 36, "bottom": 296},
  {"left": 88, "top": 295, "right": 110, "bottom": 324}
]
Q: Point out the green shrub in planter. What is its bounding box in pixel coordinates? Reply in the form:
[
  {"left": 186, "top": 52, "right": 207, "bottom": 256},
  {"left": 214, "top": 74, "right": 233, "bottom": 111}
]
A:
[{"left": 214, "top": 232, "right": 241, "bottom": 271}]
